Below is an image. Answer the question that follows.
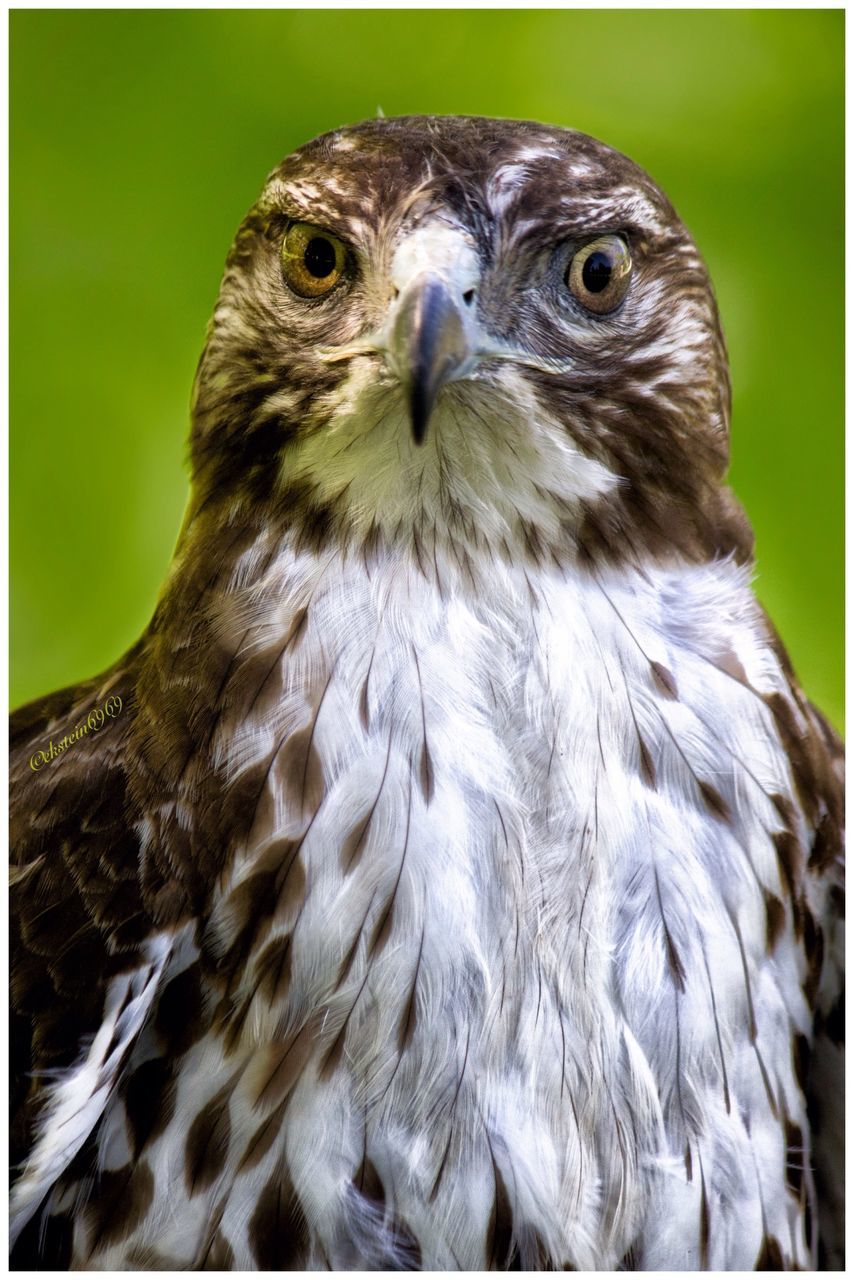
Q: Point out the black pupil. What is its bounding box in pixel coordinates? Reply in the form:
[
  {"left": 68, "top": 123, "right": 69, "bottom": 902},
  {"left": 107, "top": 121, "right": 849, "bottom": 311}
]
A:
[
  {"left": 304, "top": 237, "right": 337, "bottom": 279},
  {"left": 582, "top": 250, "right": 612, "bottom": 294}
]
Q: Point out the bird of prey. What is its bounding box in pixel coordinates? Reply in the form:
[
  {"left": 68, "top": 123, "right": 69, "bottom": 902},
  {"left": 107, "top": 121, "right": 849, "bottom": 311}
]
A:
[{"left": 10, "top": 115, "right": 843, "bottom": 1271}]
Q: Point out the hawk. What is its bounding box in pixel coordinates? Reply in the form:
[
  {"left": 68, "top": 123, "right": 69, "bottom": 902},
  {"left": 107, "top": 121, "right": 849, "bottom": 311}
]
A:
[{"left": 10, "top": 115, "right": 844, "bottom": 1270}]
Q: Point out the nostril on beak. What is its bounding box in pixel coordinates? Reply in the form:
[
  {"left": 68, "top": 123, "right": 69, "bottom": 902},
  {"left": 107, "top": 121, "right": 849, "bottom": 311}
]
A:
[{"left": 463, "top": 289, "right": 476, "bottom": 307}]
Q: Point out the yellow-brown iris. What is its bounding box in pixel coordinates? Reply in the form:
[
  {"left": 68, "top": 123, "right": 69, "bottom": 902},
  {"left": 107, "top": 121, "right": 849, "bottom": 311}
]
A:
[
  {"left": 281, "top": 222, "right": 347, "bottom": 298},
  {"left": 567, "top": 235, "right": 632, "bottom": 315}
]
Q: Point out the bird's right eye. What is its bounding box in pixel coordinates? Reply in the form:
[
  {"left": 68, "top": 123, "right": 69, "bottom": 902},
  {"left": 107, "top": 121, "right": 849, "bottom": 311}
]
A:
[
  {"left": 281, "top": 222, "right": 347, "bottom": 298},
  {"left": 566, "top": 235, "right": 632, "bottom": 315}
]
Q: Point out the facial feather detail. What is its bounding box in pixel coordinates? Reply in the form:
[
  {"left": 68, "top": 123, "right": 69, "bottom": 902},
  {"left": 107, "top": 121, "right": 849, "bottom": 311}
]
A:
[{"left": 190, "top": 116, "right": 744, "bottom": 567}]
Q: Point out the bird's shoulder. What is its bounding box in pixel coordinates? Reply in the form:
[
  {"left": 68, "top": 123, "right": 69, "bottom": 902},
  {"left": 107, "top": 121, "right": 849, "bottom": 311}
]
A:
[
  {"left": 10, "top": 651, "right": 148, "bottom": 946},
  {"left": 758, "top": 606, "right": 843, "bottom": 903}
]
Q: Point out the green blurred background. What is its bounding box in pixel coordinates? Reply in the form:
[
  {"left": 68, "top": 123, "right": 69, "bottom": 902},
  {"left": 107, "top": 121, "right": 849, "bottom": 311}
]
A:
[{"left": 10, "top": 10, "right": 843, "bottom": 728}]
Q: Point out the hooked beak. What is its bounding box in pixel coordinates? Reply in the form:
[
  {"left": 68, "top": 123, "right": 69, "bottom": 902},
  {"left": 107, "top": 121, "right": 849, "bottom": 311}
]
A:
[{"left": 389, "top": 275, "right": 473, "bottom": 445}]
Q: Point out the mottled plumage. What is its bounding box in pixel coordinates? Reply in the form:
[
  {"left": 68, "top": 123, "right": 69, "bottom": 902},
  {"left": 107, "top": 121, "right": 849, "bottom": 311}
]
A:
[{"left": 10, "top": 116, "right": 843, "bottom": 1270}]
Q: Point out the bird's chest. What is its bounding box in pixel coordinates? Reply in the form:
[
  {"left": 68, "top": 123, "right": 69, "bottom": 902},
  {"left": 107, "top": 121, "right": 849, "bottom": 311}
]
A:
[
  {"left": 209, "top": 553, "right": 694, "bottom": 1094},
  {"left": 87, "top": 553, "right": 808, "bottom": 1269}
]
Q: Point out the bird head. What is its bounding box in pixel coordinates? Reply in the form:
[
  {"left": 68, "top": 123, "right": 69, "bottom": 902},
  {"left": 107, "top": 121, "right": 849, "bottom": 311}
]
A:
[{"left": 189, "top": 116, "right": 747, "bottom": 567}]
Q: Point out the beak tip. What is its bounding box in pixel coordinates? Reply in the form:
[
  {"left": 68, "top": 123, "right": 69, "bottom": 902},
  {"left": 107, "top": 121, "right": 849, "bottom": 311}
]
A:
[{"left": 409, "top": 383, "right": 430, "bottom": 446}]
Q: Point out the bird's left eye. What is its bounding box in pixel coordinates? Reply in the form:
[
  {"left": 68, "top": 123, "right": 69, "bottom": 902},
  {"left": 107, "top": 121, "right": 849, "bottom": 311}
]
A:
[
  {"left": 566, "top": 235, "right": 632, "bottom": 315},
  {"left": 281, "top": 222, "right": 347, "bottom": 298}
]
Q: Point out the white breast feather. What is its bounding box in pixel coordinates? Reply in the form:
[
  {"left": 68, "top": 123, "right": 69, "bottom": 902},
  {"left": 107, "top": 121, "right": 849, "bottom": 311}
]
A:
[{"left": 79, "top": 538, "right": 813, "bottom": 1269}]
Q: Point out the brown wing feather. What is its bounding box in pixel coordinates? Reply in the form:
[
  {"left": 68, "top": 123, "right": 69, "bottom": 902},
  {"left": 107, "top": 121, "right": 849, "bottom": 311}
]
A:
[
  {"left": 9, "top": 651, "right": 150, "bottom": 1183},
  {"left": 761, "top": 608, "right": 845, "bottom": 1268},
  {"left": 800, "top": 700, "right": 844, "bottom": 1270}
]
